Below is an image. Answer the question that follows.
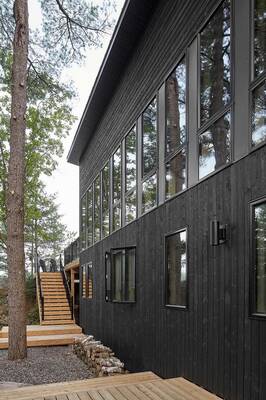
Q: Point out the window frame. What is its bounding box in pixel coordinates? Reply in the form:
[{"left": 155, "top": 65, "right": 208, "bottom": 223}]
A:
[
  {"left": 93, "top": 174, "right": 102, "bottom": 243},
  {"left": 197, "top": 0, "right": 233, "bottom": 181},
  {"left": 105, "top": 246, "right": 136, "bottom": 304},
  {"left": 112, "top": 144, "right": 122, "bottom": 232},
  {"left": 80, "top": 194, "right": 87, "bottom": 251},
  {"left": 164, "top": 227, "right": 189, "bottom": 310},
  {"left": 249, "top": 196, "right": 266, "bottom": 318},
  {"left": 124, "top": 125, "right": 138, "bottom": 225},
  {"left": 164, "top": 54, "right": 188, "bottom": 200},
  {"left": 101, "top": 160, "right": 111, "bottom": 239},
  {"left": 82, "top": 262, "right": 93, "bottom": 300}
]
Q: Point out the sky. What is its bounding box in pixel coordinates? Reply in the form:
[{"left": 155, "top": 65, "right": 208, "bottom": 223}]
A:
[{"left": 29, "top": 0, "right": 125, "bottom": 235}]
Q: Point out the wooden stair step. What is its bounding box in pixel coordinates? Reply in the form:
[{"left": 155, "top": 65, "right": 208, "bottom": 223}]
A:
[
  {"left": 0, "top": 333, "right": 84, "bottom": 350},
  {"left": 42, "top": 319, "right": 75, "bottom": 325},
  {"left": 0, "top": 324, "right": 82, "bottom": 338},
  {"left": 44, "top": 315, "right": 72, "bottom": 320},
  {"left": 44, "top": 311, "right": 71, "bottom": 316}
]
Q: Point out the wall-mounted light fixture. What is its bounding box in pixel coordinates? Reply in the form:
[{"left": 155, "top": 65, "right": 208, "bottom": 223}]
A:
[{"left": 210, "top": 220, "right": 227, "bottom": 246}]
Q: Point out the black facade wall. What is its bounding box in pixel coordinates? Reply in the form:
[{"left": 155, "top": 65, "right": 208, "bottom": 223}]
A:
[
  {"left": 79, "top": 0, "right": 219, "bottom": 194},
  {"left": 80, "top": 146, "right": 266, "bottom": 400}
]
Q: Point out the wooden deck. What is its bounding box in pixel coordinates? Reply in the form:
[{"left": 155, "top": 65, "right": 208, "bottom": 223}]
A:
[
  {"left": 0, "top": 324, "right": 83, "bottom": 349},
  {"left": 0, "top": 372, "right": 222, "bottom": 400}
]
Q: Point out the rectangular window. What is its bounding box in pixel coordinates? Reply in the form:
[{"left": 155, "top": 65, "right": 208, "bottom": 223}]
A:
[
  {"left": 165, "top": 57, "right": 187, "bottom": 199},
  {"left": 251, "top": 200, "right": 266, "bottom": 316},
  {"left": 80, "top": 195, "right": 86, "bottom": 250},
  {"left": 105, "top": 247, "right": 136, "bottom": 303},
  {"left": 142, "top": 173, "right": 157, "bottom": 214},
  {"left": 102, "top": 163, "right": 110, "bottom": 238},
  {"left": 112, "top": 147, "right": 122, "bottom": 231},
  {"left": 200, "top": 0, "right": 231, "bottom": 126},
  {"left": 82, "top": 263, "right": 93, "bottom": 299},
  {"left": 165, "top": 229, "right": 187, "bottom": 307},
  {"left": 251, "top": 0, "right": 266, "bottom": 147},
  {"left": 87, "top": 186, "right": 93, "bottom": 247},
  {"left": 125, "top": 127, "right": 137, "bottom": 224},
  {"left": 198, "top": 0, "right": 231, "bottom": 179},
  {"left": 94, "top": 175, "right": 101, "bottom": 243}
]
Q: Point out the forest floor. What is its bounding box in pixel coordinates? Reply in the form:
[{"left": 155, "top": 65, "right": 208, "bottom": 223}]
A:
[{"left": 0, "top": 346, "right": 93, "bottom": 386}]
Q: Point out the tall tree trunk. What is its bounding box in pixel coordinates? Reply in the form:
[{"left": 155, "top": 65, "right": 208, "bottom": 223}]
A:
[{"left": 7, "top": 0, "right": 29, "bottom": 360}]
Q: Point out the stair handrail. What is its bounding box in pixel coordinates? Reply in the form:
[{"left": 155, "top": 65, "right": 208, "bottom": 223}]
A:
[
  {"left": 36, "top": 253, "right": 44, "bottom": 321},
  {"left": 60, "top": 254, "right": 74, "bottom": 320}
]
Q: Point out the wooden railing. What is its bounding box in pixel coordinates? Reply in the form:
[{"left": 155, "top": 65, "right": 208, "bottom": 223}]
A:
[
  {"left": 60, "top": 254, "right": 74, "bottom": 320},
  {"left": 36, "top": 258, "right": 44, "bottom": 322}
]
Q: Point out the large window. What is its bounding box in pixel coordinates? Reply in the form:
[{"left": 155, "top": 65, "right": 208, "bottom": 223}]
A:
[
  {"left": 142, "top": 98, "right": 157, "bottom": 213},
  {"left": 94, "top": 175, "right": 101, "bottom": 243},
  {"left": 165, "top": 229, "right": 187, "bottom": 307},
  {"left": 165, "top": 58, "right": 187, "bottom": 199},
  {"left": 102, "top": 163, "right": 110, "bottom": 238},
  {"left": 199, "top": 0, "right": 231, "bottom": 179},
  {"left": 125, "top": 127, "right": 137, "bottom": 223},
  {"left": 251, "top": 0, "right": 266, "bottom": 147},
  {"left": 80, "top": 195, "right": 86, "bottom": 251},
  {"left": 112, "top": 147, "right": 122, "bottom": 231},
  {"left": 251, "top": 200, "right": 266, "bottom": 316},
  {"left": 82, "top": 262, "right": 93, "bottom": 299},
  {"left": 105, "top": 247, "right": 136, "bottom": 303}
]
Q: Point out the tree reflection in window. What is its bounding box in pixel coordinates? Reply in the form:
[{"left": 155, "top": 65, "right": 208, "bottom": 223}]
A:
[
  {"left": 126, "top": 127, "right": 137, "bottom": 191},
  {"left": 254, "top": 0, "right": 266, "bottom": 78},
  {"left": 166, "top": 229, "right": 187, "bottom": 307},
  {"left": 94, "top": 175, "right": 101, "bottom": 243},
  {"left": 252, "top": 80, "right": 266, "bottom": 146},
  {"left": 102, "top": 163, "right": 110, "bottom": 238},
  {"left": 165, "top": 150, "right": 186, "bottom": 199},
  {"left": 200, "top": 0, "right": 231, "bottom": 126},
  {"left": 142, "top": 98, "right": 157, "bottom": 177},
  {"left": 253, "top": 202, "right": 266, "bottom": 314},
  {"left": 87, "top": 186, "right": 93, "bottom": 247},
  {"left": 125, "top": 190, "right": 136, "bottom": 223},
  {"left": 142, "top": 173, "right": 157, "bottom": 214},
  {"left": 199, "top": 112, "right": 231, "bottom": 179},
  {"left": 112, "top": 147, "right": 121, "bottom": 231},
  {"left": 80, "top": 195, "right": 86, "bottom": 250}
]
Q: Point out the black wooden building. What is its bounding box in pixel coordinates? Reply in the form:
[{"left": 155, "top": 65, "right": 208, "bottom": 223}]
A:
[{"left": 68, "top": 0, "right": 266, "bottom": 399}]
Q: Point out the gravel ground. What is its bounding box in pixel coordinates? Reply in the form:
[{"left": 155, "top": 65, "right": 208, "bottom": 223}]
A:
[{"left": 0, "top": 346, "right": 94, "bottom": 386}]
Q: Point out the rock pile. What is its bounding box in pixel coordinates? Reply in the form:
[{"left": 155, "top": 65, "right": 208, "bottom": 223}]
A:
[{"left": 73, "top": 335, "right": 126, "bottom": 377}]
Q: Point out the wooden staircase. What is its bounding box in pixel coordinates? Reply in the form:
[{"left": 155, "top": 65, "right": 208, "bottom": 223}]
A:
[{"left": 38, "top": 272, "right": 74, "bottom": 325}]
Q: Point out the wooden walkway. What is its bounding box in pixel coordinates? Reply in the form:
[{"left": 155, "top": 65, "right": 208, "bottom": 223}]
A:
[
  {"left": 0, "top": 324, "right": 83, "bottom": 349},
  {"left": 0, "top": 372, "right": 222, "bottom": 400}
]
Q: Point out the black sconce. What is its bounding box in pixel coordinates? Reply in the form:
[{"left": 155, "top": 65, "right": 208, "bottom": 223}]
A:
[{"left": 210, "top": 220, "right": 227, "bottom": 246}]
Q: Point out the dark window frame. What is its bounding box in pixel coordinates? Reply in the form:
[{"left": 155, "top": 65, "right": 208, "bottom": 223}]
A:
[
  {"left": 197, "top": 0, "right": 233, "bottom": 180},
  {"left": 249, "top": 196, "right": 266, "bottom": 318},
  {"left": 249, "top": 0, "right": 266, "bottom": 149},
  {"left": 101, "top": 161, "right": 111, "bottom": 239},
  {"left": 105, "top": 246, "right": 136, "bottom": 304},
  {"left": 124, "top": 125, "right": 137, "bottom": 225},
  {"left": 86, "top": 184, "right": 94, "bottom": 248},
  {"left": 141, "top": 96, "right": 158, "bottom": 180},
  {"left": 82, "top": 262, "right": 93, "bottom": 300},
  {"left": 93, "top": 174, "right": 102, "bottom": 243},
  {"left": 164, "top": 227, "right": 189, "bottom": 310},
  {"left": 80, "top": 194, "right": 87, "bottom": 251},
  {"left": 112, "top": 145, "right": 122, "bottom": 232}
]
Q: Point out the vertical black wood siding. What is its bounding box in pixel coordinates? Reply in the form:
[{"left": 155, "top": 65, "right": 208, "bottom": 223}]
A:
[{"left": 78, "top": 1, "right": 266, "bottom": 399}]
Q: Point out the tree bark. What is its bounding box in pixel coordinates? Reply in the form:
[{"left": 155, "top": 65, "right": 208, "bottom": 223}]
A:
[{"left": 7, "top": 0, "right": 29, "bottom": 360}]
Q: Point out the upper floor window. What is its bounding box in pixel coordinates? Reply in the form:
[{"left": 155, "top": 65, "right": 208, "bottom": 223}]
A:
[
  {"left": 251, "top": 200, "right": 266, "bottom": 316},
  {"left": 199, "top": 0, "right": 231, "bottom": 179},
  {"left": 165, "top": 57, "right": 187, "bottom": 199},
  {"left": 94, "top": 175, "right": 101, "bottom": 243},
  {"left": 112, "top": 146, "right": 122, "bottom": 231},
  {"left": 251, "top": 0, "right": 266, "bottom": 147},
  {"left": 142, "top": 98, "right": 157, "bottom": 213},
  {"left": 102, "top": 163, "right": 110, "bottom": 238},
  {"left": 165, "top": 229, "right": 187, "bottom": 307},
  {"left": 87, "top": 186, "right": 93, "bottom": 247},
  {"left": 105, "top": 247, "right": 136, "bottom": 303},
  {"left": 80, "top": 195, "right": 86, "bottom": 251},
  {"left": 125, "top": 127, "right": 137, "bottom": 223}
]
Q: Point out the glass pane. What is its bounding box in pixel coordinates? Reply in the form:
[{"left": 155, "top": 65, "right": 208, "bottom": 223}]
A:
[
  {"left": 82, "top": 265, "right": 87, "bottom": 298},
  {"left": 166, "top": 230, "right": 187, "bottom": 306},
  {"left": 80, "top": 195, "right": 86, "bottom": 250},
  {"left": 126, "top": 127, "right": 137, "bottom": 192},
  {"left": 252, "top": 80, "right": 266, "bottom": 147},
  {"left": 94, "top": 176, "right": 101, "bottom": 242},
  {"left": 254, "top": 202, "right": 266, "bottom": 314},
  {"left": 113, "top": 203, "right": 121, "bottom": 232},
  {"left": 166, "top": 58, "right": 186, "bottom": 155},
  {"left": 142, "top": 173, "right": 157, "bottom": 214},
  {"left": 142, "top": 98, "right": 157, "bottom": 176},
  {"left": 113, "top": 147, "right": 121, "bottom": 203},
  {"left": 125, "top": 190, "right": 137, "bottom": 224},
  {"left": 112, "top": 248, "right": 136, "bottom": 302},
  {"left": 254, "top": 0, "right": 266, "bottom": 77},
  {"left": 165, "top": 149, "right": 186, "bottom": 199},
  {"left": 87, "top": 187, "right": 93, "bottom": 247},
  {"left": 88, "top": 262, "right": 93, "bottom": 299},
  {"left": 200, "top": 0, "right": 231, "bottom": 125},
  {"left": 199, "top": 112, "right": 231, "bottom": 179},
  {"left": 102, "top": 163, "right": 110, "bottom": 238}
]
